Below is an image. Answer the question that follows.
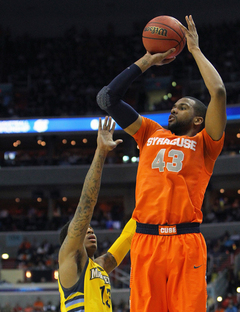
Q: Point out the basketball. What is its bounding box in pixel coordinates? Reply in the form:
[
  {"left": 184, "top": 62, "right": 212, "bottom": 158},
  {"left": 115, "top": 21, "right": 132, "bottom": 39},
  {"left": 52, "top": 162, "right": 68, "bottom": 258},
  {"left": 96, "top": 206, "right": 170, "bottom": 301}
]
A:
[{"left": 142, "top": 15, "right": 186, "bottom": 58}]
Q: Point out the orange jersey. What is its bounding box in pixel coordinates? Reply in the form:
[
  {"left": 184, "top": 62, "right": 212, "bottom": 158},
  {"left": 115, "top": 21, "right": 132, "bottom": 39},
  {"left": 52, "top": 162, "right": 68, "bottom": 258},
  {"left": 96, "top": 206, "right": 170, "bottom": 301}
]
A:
[{"left": 132, "top": 117, "right": 224, "bottom": 224}]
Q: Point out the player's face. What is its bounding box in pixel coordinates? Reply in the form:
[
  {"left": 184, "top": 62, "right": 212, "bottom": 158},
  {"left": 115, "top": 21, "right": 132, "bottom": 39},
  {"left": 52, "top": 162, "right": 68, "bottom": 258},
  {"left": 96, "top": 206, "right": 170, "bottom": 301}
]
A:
[
  {"left": 168, "top": 98, "right": 196, "bottom": 135},
  {"left": 84, "top": 226, "right": 97, "bottom": 255}
]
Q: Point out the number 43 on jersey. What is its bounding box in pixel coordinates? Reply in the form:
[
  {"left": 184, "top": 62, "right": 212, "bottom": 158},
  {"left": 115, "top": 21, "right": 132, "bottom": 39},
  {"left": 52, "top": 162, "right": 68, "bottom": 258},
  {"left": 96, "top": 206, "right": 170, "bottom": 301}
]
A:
[{"left": 152, "top": 149, "right": 184, "bottom": 172}]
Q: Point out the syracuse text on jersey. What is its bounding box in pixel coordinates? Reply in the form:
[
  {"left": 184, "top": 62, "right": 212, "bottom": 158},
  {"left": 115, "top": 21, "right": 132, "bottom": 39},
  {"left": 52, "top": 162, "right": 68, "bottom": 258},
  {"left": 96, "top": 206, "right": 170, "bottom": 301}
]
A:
[{"left": 146, "top": 136, "right": 197, "bottom": 151}]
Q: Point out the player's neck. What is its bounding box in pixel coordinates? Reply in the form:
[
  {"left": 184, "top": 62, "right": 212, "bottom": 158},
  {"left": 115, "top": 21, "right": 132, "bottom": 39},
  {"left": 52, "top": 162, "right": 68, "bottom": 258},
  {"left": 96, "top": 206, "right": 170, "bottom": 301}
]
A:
[{"left": 173, "top": 128, "right": 199, "bottom": 137}]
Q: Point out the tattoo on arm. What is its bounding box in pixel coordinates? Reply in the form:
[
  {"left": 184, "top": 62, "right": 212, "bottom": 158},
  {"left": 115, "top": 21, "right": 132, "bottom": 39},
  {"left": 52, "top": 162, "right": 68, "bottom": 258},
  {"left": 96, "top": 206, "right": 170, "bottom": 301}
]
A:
[
  {"left": 102, "top": 252, "right": 118, "bottom": 274},
  {"left": 68, "top": 150, "right": 106, "bottom": 240},
  {"left": 141, "top": 59, "right": 149, "bottom": 66}
]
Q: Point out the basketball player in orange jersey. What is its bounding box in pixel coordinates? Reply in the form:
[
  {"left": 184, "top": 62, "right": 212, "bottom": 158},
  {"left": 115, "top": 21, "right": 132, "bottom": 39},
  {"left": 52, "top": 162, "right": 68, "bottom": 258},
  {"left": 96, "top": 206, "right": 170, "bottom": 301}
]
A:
[
  {"left": 58, "top": 116, "right": 136, "bottom": 312},
  {"left": 96, "top": 16, "right": 226, "bottom": 312}
]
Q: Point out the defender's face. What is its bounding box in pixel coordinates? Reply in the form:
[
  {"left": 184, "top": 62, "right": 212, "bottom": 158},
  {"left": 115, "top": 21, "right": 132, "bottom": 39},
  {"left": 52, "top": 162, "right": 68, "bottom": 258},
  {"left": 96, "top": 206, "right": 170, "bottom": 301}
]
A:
[
  {"left": 168, "top": 98, "right": 196, "bottom": 135},
  {"left": 84, "top": 226, "right": 97, "bottom": 253}
]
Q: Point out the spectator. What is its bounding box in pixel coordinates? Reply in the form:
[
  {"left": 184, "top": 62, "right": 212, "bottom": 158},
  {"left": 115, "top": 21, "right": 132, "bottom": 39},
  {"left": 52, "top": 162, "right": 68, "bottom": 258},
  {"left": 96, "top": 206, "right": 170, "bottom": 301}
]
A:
[
  {"left": 24, "top": 304, "right": 33, "bottom": 312},
  {"left": 17, "top": 237, "right": 33, "bottom": 268},
  {"left": 215, "top": 302, "right": 225, "bottom": 312},
  {"left": 225, "top": 299, "right": 238, "bottom": 312},
  {"left": 222, "top": 294, "right": 238, "bottom": 309},
  {"left": 1, "top": 303, "right": 12, "bottom": 312},
  {"left": 226, "top": 265, "right": 238, "bottom": 294},
  {"left": 13, "top": 303, "right": 23, "bottom": 312},
  {"left": 33, "top": 297, "right": 44, "bottom": 312},
  {"left": 43, "top": 302, "right": 56, "bottom": 312}
]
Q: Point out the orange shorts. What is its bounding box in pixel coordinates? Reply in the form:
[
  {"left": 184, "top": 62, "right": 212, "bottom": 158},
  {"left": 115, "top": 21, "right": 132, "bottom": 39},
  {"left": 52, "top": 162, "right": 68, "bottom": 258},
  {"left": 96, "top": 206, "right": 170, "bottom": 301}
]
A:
[{"left": 130, "top": 226, "right": 207, "bottom": 312}]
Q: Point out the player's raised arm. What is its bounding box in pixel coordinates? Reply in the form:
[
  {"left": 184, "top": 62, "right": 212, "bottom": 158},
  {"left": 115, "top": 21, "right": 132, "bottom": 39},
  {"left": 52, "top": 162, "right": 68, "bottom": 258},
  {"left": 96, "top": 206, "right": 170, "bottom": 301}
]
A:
[
  {"left": 179, "top": 15, "right": 226, "bottom": 140},
  {"left": 58, "top": 117, "right": 122, "bottom": 288},
  {"left": 96, "top": 49, "right": 175, "bottom": 136}
]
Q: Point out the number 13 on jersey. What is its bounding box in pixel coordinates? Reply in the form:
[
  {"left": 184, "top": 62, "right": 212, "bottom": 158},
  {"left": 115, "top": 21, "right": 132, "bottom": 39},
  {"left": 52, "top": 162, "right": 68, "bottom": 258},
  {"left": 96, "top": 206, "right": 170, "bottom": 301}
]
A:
[{"left": 100, "top": 285, "right": 111, "bottom": 308}]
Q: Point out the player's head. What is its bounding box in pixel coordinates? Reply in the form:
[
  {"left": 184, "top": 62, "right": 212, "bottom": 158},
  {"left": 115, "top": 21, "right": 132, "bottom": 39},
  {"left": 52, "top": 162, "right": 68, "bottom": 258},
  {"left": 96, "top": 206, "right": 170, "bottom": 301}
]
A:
[
  {"left": 168, "top": 96, "right": 207, "bottom": 135},
  {"left": 59, "top": 222, "right": 97, "bottom": 259}
]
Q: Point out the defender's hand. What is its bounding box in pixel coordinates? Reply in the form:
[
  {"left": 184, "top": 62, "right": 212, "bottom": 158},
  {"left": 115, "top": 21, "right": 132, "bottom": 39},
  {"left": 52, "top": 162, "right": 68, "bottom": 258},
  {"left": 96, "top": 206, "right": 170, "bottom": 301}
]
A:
[{"left": 97, "top": 116, "right": 123, "bottom": 152}]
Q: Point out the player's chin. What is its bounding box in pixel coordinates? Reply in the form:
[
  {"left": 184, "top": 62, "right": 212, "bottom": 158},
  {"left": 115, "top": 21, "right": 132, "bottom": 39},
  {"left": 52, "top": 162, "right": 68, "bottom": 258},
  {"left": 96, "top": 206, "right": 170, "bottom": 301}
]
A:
[
  {"left": 168, "top": 121, "right": 174, "bottom": 129},
  {"left": 168, "top": 119, "right": 177, "bottom": 128},
  {"left": 87, "top": 242, "right": 97, "bottom": 251},
  {"left": 86, "top": 244, "right": 97, "bottom": 258}
]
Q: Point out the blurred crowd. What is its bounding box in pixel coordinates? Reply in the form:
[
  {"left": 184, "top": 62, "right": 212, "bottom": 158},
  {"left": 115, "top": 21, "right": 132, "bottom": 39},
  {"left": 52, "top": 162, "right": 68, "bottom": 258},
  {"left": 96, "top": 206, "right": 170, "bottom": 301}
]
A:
[
  {"left": 206, "top": 231, "right": 240, "bottom": 284},
  {"left": 203, "top": 197, "right": 240, "bottom": 224},
  {"left": 15, "top": 238, "right": 58, "bottom": 272},
  {"left": 0, "top": 20, "right": 240, "bottom": 119},
  {"left": 212, "top": 292, "right": 240, "bottom": 312},
  {"left": 0, "top": 298, "right": 130, "bottom": 312},
  {"left": 0, "top": 298, "right": 58, "bottom": 312},
  {"left": 0, "top": 199, "right": 126, "bottom": 232},
  {"left": 0, "top": 147, "right": 124, "bottom": 168}
]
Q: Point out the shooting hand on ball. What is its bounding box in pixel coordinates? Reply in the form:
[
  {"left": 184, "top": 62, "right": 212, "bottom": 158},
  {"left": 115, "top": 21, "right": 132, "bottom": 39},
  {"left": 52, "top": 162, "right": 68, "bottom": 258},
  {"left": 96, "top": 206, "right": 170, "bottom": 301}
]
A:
[{"left": 135, "top": 49, "right": 176, "bottom": 73}]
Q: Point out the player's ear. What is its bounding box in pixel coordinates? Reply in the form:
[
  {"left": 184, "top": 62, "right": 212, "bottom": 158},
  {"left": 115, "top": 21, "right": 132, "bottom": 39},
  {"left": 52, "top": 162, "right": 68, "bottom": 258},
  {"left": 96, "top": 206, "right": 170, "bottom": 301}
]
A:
[{"left": 194, "top": 116, "right": 204, "bottom": 126}]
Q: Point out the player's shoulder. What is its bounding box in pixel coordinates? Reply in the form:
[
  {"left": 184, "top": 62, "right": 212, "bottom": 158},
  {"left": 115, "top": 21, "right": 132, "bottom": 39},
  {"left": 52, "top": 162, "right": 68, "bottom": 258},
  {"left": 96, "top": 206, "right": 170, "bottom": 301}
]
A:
[
  {"left": 141, "top": 116, "right": 163, "bottom": 131},
  {"left": 199, "top": 128, "right": 224, "bottom": 143}
]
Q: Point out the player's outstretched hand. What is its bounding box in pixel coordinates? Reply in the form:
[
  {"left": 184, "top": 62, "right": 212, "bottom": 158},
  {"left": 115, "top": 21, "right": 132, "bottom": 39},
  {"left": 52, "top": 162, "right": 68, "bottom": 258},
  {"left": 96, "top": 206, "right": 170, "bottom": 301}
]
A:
[
  {"left": 178, "top": 15, "right": 199, "bottom": 54},
  {"left": 97, "top": 116, "right": 123, "bottom": 152}
]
